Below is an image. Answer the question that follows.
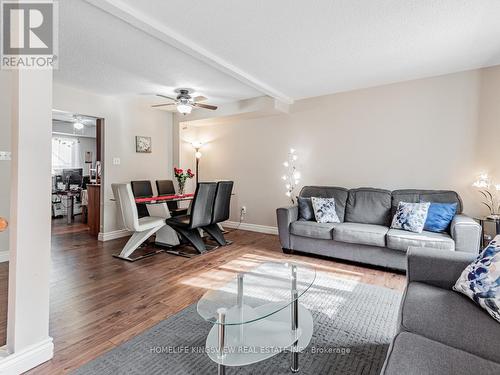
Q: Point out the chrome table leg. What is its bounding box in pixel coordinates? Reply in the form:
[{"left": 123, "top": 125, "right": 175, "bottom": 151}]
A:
[
  {"left": 217, "top": 308, "right": 226, "bottom": 375},
  {"left": 291, "top": 265, "right": 299, "bottom": 373}
]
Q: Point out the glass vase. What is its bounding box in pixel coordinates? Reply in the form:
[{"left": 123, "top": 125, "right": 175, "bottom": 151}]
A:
[{"left": 178, "top": 179, "right": 185, "bottom": 195}]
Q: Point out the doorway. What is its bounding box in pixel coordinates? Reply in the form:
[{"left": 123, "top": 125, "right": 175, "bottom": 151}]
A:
[{"left": 51, "top": 110, "right": 104, "bottom": 238}]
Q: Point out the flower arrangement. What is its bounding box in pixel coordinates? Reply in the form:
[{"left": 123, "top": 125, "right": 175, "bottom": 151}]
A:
[
  {"left": 174, "top": 167, "right": 195, "bottom": 195},
  {"left": 473, "top": 173, "right": 500, "bottom": 219},
  {"left": 281, "top": 148, "right": 301, "bottom": 204}
]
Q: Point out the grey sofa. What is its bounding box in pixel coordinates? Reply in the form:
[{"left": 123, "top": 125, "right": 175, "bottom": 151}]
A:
[
  {"left": 277, "top": 186, "right": 481, "bottom": 271},
  {"left": 381, "top": 247, "right": 500, "bottom": 375}
]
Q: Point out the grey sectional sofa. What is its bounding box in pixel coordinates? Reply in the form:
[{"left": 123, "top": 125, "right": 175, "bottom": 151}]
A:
[
  {"left": 381, "top": 247, "right": 500, "bottom": 375},
  {"left": 277, "top": 186, "right": 481, "bottom": 271}
]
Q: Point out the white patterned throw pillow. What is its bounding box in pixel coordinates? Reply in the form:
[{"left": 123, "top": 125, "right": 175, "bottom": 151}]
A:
[
  {"left": 453, "top": 236, "right": 500, "bottom": 323},
  {"left": 311, "top": 197, "right": 340, "bottom": 224},
  {"left": 390, "top": 202, "right": 430, "bottom": 233}
]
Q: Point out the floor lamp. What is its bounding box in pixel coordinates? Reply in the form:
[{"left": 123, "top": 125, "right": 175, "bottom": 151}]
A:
[{"left": 192, "top": 142, "right": 203, "bottom": 185}]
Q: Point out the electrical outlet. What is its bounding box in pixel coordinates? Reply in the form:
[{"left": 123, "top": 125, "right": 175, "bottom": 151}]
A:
[
  {"left": 113, "top": 157, "right": 121, "bottom": 165},
  {"left": 241, "top": 206, "right": 247, "bottom": 214},
  {"left": 0, "top": 151, "right": 11, "bottom": 161}
]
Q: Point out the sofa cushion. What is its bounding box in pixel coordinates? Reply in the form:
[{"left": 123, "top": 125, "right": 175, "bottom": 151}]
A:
[
  {"left": 345, "top": 188, "right": 392, "bottom": 226},
  {"left": 391, "top": 189, "right": 463, "bottom": 216},
  {"left": 332, "top": 222, "right": 388, "bottom": 247},
  {"left": 383, "top": 331, "right": 500, "bottom": 375},
  {"left": 386, "top": 228, "right": 454, "bottom": 252},
  {"left": 290, "top": 220, "right": 336, "bottom": 240},
  {"left": 299, "top": 186, "right": 348, "bottom": 222},
  {"left": 400, "top": 282, "right": 500, "bottom": 363}
]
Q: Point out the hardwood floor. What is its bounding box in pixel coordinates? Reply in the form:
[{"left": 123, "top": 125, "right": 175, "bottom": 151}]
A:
[
  {"left": 27, "top": 226, "right": 405, "bottom": 374},
  {"left": 0, "top": 261, "right": 7, "bottom": 347}
]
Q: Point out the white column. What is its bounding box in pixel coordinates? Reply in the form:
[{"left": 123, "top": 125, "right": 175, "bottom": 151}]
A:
[{"left": 6, "top": 68, "right": 53, "bottom": 362}]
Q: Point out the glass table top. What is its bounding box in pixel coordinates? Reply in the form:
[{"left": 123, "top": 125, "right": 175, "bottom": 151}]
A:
[{"left": 197, "top": 262, "right": 316, "bottom": 326}]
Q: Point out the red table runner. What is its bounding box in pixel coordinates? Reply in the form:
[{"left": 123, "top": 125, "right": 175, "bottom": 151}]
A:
[{"left": 135, "top": 193, "right": 194, "bottom": 203}]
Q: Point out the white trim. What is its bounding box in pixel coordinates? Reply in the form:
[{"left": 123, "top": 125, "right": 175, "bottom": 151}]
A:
[
  {"left": 0, "top": 338, "right": 53, "bottom": 375},
  {"left": 223, "top": 221, "right": 278, "bottom": 235},
  {"left": 0, "top": 251, "right": 8, "bottom": 263},
  {"left": 98, "top": 229, "right": 131, "bottom": 242},
  {"left": 84, "top": 0, "right": 293, "bottom": 104}
]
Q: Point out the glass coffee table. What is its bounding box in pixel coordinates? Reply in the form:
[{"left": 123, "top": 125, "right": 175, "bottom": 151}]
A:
[{"left": 197, "top": 262, "right": 316, "bottom": 374}]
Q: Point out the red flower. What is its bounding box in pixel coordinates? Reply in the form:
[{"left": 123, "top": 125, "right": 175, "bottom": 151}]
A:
[
  {"left": 177, "top": 168, "right": 183, "bottom": 174},
  {"left": 187, "top": 169, "right": 192, "bottom": 173}
]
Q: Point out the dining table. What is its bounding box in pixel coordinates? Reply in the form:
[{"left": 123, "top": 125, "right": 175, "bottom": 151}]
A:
[{"left": 135, "top": 193, "right": 194, "bottom": 247}]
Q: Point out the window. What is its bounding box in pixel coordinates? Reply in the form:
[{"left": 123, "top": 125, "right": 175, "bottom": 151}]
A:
[{"left": 52, "top": 137, "right": 78, "bottom": 172}]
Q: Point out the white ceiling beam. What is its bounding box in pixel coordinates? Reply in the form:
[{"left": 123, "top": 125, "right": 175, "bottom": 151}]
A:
[{"left": 84, "top": 0, "right": 294, "bottom": 104}]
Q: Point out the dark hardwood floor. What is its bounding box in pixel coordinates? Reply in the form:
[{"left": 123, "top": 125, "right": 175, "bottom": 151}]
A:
[
  {"left": 25, "top": 223, "right": 405, "bottom": 374},
  {"left": 0, "top": 260, "right": 7, "bottom": 347}
]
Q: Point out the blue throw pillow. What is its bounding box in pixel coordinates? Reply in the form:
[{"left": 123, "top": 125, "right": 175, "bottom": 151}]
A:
[{"left": 423, "top": 202, "right": 457, "bottom": 233}]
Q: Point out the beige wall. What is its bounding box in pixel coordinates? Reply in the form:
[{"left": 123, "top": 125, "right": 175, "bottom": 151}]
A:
[
  {"left": 179, "top": 68, "right": 500, "bottom": 228},
  {"left": 0, "top": 72, "right": 12, "bottom": 254},
  {"left": 477, "top": 66, "right": 500, "bottom": 179},
  {"left": 53, "top": 83, "right": 174, "bottom": 234}
]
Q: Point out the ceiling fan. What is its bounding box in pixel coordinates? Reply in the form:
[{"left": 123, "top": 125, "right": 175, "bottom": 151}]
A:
[{"left": 152, "top": 88, "right": 218, "bottom": 115}]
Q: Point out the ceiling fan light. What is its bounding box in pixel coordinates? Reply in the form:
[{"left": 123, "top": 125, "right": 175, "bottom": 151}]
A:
[
  {"left": 73, "top": 121, "right": 84, "bottom": 130},
  {"left": 177, "top": 104, "right": 192, "bottom": 115}
]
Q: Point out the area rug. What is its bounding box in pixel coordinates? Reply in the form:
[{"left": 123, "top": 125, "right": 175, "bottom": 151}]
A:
[{"left": 73, "top": 271, "right": 402, "bottom": 375}]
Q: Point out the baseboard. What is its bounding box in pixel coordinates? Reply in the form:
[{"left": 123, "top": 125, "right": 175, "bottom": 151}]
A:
[
  {"left": 0, "top": 338, "right": 53, "bottom": 375},
  {"left": 0, "top": 251, "right": 8, "bottom": 263},
  {"left": 223, "top": 221, "right": 278, "bottom": 235},
  {"left": 98, "top": 229, "right": 131, "bottom": 242}
]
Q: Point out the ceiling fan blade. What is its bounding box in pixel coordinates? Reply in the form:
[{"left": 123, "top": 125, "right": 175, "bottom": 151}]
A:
[
  {"left": 151, "top": 103, "right": 176, "bottom": 108},
  {"left": 156, "top": 94, "right": 177, "bottom": 101},
  {"left": 194, "top": 103, "right": 218, "bottom": 110},
  {"left": 193, "top": 96, "right": 208, "bottom": 102}
]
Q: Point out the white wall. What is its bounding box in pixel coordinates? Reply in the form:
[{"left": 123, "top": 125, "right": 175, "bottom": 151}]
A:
[
  {"left": 53, "top": 83, "right": 174, "bottom": 234},
  {"left": 180, "top": 68, "right": 496, "bottom": 228},
  {"left": 0, "top": 72, "right": 12, "bottom": 255}
]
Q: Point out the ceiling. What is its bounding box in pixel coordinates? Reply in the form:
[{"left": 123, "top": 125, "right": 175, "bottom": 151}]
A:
[
  {"left": 55, "top": 0, "right": 261, "bottom": 104},
  {"left": 57, "top": 0, "right": 500, "bottom": 104}
]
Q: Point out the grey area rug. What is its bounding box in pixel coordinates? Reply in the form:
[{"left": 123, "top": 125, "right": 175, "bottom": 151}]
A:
[{"left": 73, "top": 272, "right": 402, "bottom": 375}]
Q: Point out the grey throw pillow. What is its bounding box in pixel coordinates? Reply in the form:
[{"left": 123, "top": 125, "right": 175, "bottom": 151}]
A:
[
  {"left": 298, "top": 197, "right": 314, "bottom": 221},
  {"left": 311, "top": 197, "right": 340, "bottom": 223}
]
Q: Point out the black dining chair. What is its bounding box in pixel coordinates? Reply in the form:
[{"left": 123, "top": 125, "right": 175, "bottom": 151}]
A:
[
  {"left": 156, "top": 180, "right": 188, "bottom": 217},
  {"left": 131, "top": 180, "right": 153, "bottom": 218},
  {"left": 203, "top": 181, "right": 234, "bottom": 246},
  {"left": 165, "top": 182, "right": 217, "bottom": 256}
]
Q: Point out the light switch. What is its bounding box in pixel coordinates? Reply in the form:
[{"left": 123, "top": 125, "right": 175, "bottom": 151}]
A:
[
  {"left": 0, "top": 151, "right": 11, "bottom": 161},
  {"left": 113, "top": 157, "right": 121, "bottom": 165}
]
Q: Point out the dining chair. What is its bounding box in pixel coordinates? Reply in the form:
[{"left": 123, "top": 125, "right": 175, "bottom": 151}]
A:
[
  {"left": 155, "top": 179, "right": 188, "bottom": 217},
  {"left": 131, "top": 180, "right": 153, "bottom": 218},
  {"left": 112, "top": 183, "right": 166, "bottom": 261},
  {"left": 165, "top": 182, "right": 217, "bottom": 256},
  {"left": 203, "top": 181, "right": 234, "bottom": 246}
]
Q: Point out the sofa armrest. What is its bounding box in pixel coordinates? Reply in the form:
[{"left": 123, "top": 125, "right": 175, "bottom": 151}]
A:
[
  {"left": 406, "top": 247, "right": 476, "bottom": 289},
  {"left": 276, "top": 206, "right": 299, "bottom": 249},
  {"left": 450, "top": 214, "right": 481, "bottom": 253}
]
